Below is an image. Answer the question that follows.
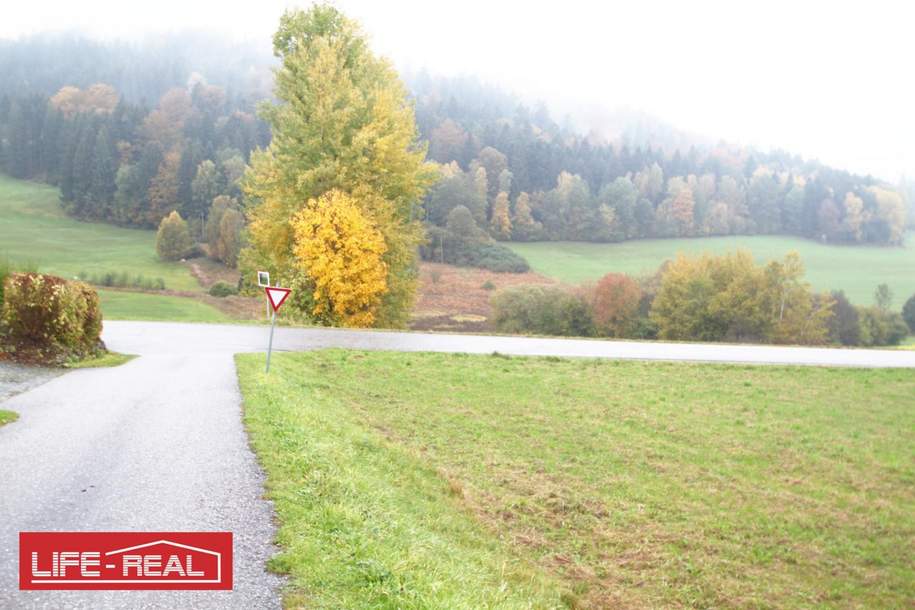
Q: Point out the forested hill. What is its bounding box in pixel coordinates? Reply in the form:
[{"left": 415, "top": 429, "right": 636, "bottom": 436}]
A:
[
  {"left": 0, "top": 34, "right": 910, "bottom": 245},
  {"left": 409, "top": 73, "right": 910, "bottom": 246},
  {"left": 0, "top": 34, "right": 272, "bottom": 229}
]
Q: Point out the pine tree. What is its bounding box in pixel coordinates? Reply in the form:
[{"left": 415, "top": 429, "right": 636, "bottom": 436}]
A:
[
  {"left": 89, "top": 125, "right": 117, "bottom": 216},
  {"left": 70, "top": 119, "right": 96, "bottom": 216}
]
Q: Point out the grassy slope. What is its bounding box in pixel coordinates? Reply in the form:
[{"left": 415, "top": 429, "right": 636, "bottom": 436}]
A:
[
  {"left": 0, "top": 174, "right": 227, "bottom": 321},
  {"left": 237, "top": 350, "right": 915, "bottom": 609},
  {"left": 97, "top": 289, "right": 230, "bottom": 322},
  {"left": 508, "top": 233, "right": 915, "bottom": 305}
]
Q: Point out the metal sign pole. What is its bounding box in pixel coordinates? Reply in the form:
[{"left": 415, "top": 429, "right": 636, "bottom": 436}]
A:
[{"left": 265, "top": 311, "right": 276, "bottom": 373}]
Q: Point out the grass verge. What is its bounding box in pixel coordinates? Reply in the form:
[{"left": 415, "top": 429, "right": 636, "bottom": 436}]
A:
[
  {"left": 64, "top": 351, "right": 136, "bottom": 369},
  {"left": 236, "top": 352, "right": 565, "bottom": 609},
  {"left": 0, "top": 410, "right": 18, "bottom": 427},
  {"left": 237, "top": 350, "right": 915, "bottom": 609}
]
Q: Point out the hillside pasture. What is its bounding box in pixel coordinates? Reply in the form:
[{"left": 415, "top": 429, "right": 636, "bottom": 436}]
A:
[
  {"left": 508, "top": 233, "right": 915, "bottom": 305},
  {"left": 0, "top": 174, "right": 231, "bottom": 321}
]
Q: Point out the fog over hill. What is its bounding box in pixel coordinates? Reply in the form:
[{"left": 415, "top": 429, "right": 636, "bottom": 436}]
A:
[{"left": 0, "top": 0, "right": 911, "bottom": 183}]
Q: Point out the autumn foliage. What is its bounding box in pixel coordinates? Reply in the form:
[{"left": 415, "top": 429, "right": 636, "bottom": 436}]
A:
[
  {"left": 49, "top": 83, "right": 119, "bottom": 118},
  {"left": 291, "top": 190, "right": 388, "bottom": 327},
  {"left": 650, "top": 251, "right": 834, "bottom": 344},
  {"left": 155, "top": 210, "right": 193, "bottom": 261},
  {"left": 589, "top": 273, "right": 642, "bottom": 337},
  {"left": 242, "top": 5, "right": 435, "bottom": 328},
  {"left": 2, "top": 273, "right": 103, "bottom": 361}
]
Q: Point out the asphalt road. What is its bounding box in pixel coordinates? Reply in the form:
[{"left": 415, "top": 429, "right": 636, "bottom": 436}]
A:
[
  {"left": 104, "top": 320, "right": 915, "bottom": 367},
  {"left": 1, "top": 321, "right": 913, "bottom": 609},
  {"left": 0, "top": 338, "right": 284, "bottom": 609}
]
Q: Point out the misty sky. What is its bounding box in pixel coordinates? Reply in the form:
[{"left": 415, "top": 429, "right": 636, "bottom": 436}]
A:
[{"left": 3, "top": 0, "right": 912, "bottom": 181}]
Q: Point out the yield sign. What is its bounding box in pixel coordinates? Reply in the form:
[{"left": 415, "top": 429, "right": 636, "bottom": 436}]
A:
[{"left": 265, "top": 287, "right": 292, "bottom": 312}]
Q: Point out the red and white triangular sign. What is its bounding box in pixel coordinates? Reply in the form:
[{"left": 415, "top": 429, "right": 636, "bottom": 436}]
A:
[{"left": 265, "top": 286, "right": 292, "bottom": 312}]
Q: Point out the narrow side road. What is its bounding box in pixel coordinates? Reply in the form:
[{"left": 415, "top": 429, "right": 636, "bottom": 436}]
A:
[{"left": 0, "top": 350, "right": 283, "bottom": 609}]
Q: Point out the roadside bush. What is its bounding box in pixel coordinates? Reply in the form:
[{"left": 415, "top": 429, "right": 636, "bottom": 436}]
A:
[
  {"left": 73, "top": 282, "right": 102, "bottom": 345},
  {"left": 156, "top": 211, "right": 193, "bottom": 261},
  {"left": 0, "top": 258, "right": 38, "bottom": 309},
  {"left": 491, "top": 285, "right": 593, "bottom": 337},
  {"left": 1, "top": 273, "right": 103, "bottom": 360},
  {"left": 650, "top": 251, "right": 833, "bottom": 345},
  {"left": 587, "top": 272, "right": 642, "bottom": 337},
  {"left": 208, "top": 281, "right": 238, "bottom": 297},
  {"left": 903, "top": 293, "right": 915, "bottom": 333},
  {"left": 858, "top": 307, "right": 909, "bottom": 346}
]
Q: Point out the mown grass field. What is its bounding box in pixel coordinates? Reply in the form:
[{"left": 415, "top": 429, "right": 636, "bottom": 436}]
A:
[
  {"left": 508, "top": 233, "right": 915, "bottom": 305},
  {"left": 0, "top": 174, "right": 227, "bottom": 321},
  {"left": 237, "top": 350, "right": 915, "bottom": 609}
]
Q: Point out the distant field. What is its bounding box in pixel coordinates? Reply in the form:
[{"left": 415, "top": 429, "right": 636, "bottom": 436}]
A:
[
  {"left": 237, "top": 350, "right": 915, "bottom": 609},
  {"left": 0, "top": 175, "right": 199, "bottom": 290},
  {"left": 0, "top": 174, "right": 229, "bottom": 321},
  {"left": 98, "top": 290, "right": 230, "bottom": 323},
  {"left": 509, "top": 233, "right": 915, "bottom": 305}
]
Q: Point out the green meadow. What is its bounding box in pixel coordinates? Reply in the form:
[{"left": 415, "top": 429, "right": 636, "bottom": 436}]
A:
[
  {"left": 0, "top": 174, "right": 227, "bottom": 321},
  {"left": 237, "top": 350, "right": 915, "bottom": 609},
  {"left": 508, "top": 233, "right": 915, "bottom": 305}
]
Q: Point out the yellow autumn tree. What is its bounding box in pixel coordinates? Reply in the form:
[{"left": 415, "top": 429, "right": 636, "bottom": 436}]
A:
[
  {"left": 242, "top": 5, "right": 436, "bottom": 328},
  {"left": 651, "top": 250, "right": 833, "bottom": 344},
  {"left": 291, "top": 190, "right": 387, "bottom": 327},
  {"left": 490, "top": 191, "right": 512, "bottom": 239}
]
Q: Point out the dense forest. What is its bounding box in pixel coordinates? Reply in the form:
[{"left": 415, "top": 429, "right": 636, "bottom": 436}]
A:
[
  {"left": 409, "top": 73, "right": 910, "bottom": 246},
  {"left": 0, "top": 33, "right": 910, "bottom": 252},
  {"left": 0, "top": 34, "right": 270, "bottom": 233}
]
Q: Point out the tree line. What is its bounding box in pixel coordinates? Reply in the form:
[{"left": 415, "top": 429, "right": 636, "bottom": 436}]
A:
[
  {"left": 493, "top": 251, "right": 913, "bottom": 347},
  {"left": 413, "top": 75, "right": 908, "bottom": 246}
]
